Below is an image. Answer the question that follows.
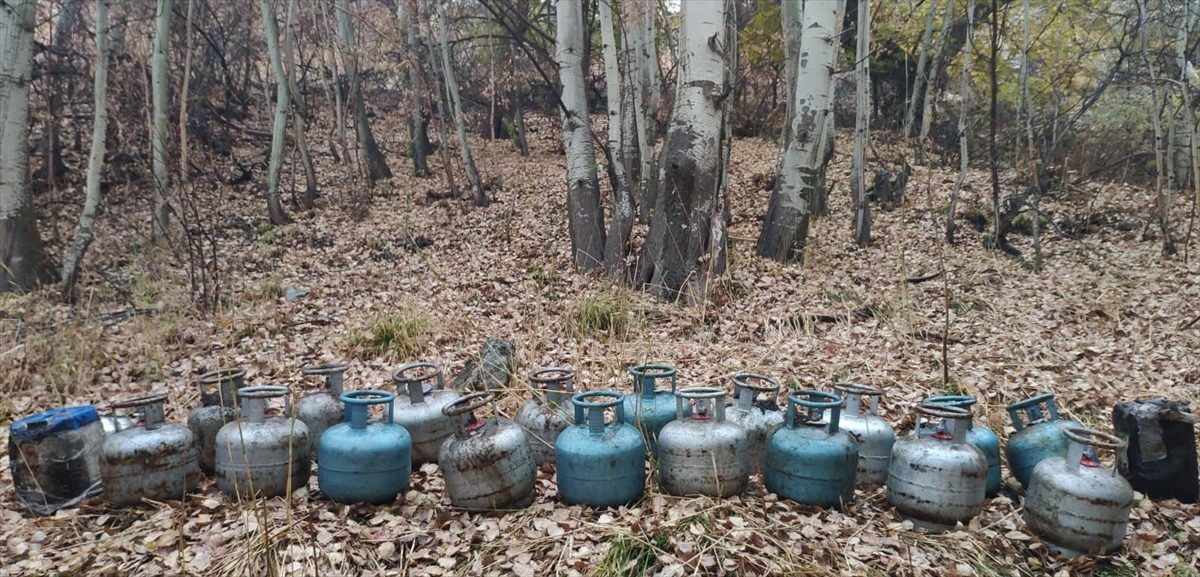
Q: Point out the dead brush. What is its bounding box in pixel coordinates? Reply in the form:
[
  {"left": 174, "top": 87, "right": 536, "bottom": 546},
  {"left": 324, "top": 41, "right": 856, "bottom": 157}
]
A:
[
  {"left": 569, "top": 285, "right": 642, "bottom": 340},
  {"left": 346, "top": 306, "right": 432, "bottom": 360}
]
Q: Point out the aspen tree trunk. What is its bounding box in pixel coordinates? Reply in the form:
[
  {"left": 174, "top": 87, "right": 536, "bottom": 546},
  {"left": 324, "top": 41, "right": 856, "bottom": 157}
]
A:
[
  {"left": 917, "top": 0, "right": 953, "bottom": 165},
  {"left": 600, "top": 0, "right": 634, "bottom": 279},
  {"left": 852, "top": 0, "right": 872, "bottom": 247},
  {"left": 437, "top": 1, "right": 487, "bottom": 206},
  {"left": 336, "top": 0, "right": 392, "bottom": 185},
  {"left": 758, "top": 0, "right": 844, "bottom": 262},
  {"left": 178, "top": 0, "right": 195, "bottom": 174},
  {"left": 637, "top": 0, "right": 731, "bottom": 303},
  {"left": 151, "top": 0, "right": 173, "bottom": 242},
  {"left": 318, "top": 1, "right": 348, "bottom": 163},
  {"left": 261, "top": 0, "right": 291, "bottom": 225},
  {"left": 557, "top": 0, "right": 605, "bottom": 271},
  {"left": 947, "top": 0, "right": 974, "bottom": 244},
  {"left": 812, "top": 0, "right": 847, "bottom": 217},
  {"left": 626, "top": 0, "right": 659, "bottom": 222},
  {"left": 400, "top": 0, "right": 431, "bottom": 176},
  {"left": 1178, "top": 0, "right": 1200, "bottom": 260},
  {"left": 284, "top": 0, "right": 318, "bottom": 207},
  {"left": 420, "top": 0, "right": 457, "bottom": 195},
  {"left": 988, "top": 0, "right": 1004, "bottom": 250},
  {"left": 60, "top": 0, "right": 111, "bottom": 298},
  {"left": 1139, "top": 0, "right": 1174, "bottom": 256},
  {"left": 904, "top": 0, "right": 941, "bottom": 139},
  {"left": 781, "top": 0, "right": 803, "bottom": 143},
  {"left": 46, "top": 0, "right": 82, "bottom": 186}
]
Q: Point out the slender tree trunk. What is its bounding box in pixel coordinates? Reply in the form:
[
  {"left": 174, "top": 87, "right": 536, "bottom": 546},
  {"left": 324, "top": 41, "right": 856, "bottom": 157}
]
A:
[
  {"left": 904, "top": 0, "right": 941, "bottom": 139},
  {"left": 812, "top": 1, "right": 846, "bottom": 217},
  {"left": 636, "top": 0, "right": 731, "bottom": 303},
  {"left": 336, "top": 0, "right": 392, "bottom": 185},
  {"left": 781, "top": 0, "right": 803, "bottom": 143},
  {"left": 557, "top": 0, "right": 604, "bottom": 271},
  {"left": 758, "top": 0, "right": 843, "bottom": 262},
  {"left": 988, "top": 0, "right": 1003, "bottom": 250},
  {"left": 1179, "top": 0, "right": 1200, "bottom": 261},
  {"left": 151, "top": 0, "right": 173, "bottom": 242},
  {"left": 284, "top": 0, "right": 318, "bottom": 207},
  {"left": 421, "top": 0, "right": 458, "bottom": 195},
  {"left": 626, "top": 0, "right": 659, "bottom": 222},
  {"left": 437, "top": 1, "right": 486, "bottom": 206},
  {"left": 917, "top": 0, "right": 953, "bottom": 165},
  {"left": 178, "top": 0, "right": 195, "bottom": 175},
  {"left": 318, "top": 0, "right": 348, "bottom": 163},
  {"left": 60, "top": 0, "right": 111, "bottom": 298},
  {"left": 261, "top": 0, "right": 291, "bottom": 225},
  {"left": 511, "top": 80, "right": 529, "bottom": 156},
  {"left": 947, "top": 0, "right": 975, "bottom": 244},
  {"left": 1139, "top": 0, "right": 1174, "bottom": 255},
  {"left": 852, "top": 0, "right": 872, "bottom": 247},
  {"left": 46, "top": 0, "right": 81, "bottom": 189},
  {"left": 400, "top": 0, "right": 431, "bottom": 177},
  {"left": 600, "top": 0, "right": 634, "bottom": 279},
  {"left": 1022, "top": 0, "right": 1042, "bottom": 269}
]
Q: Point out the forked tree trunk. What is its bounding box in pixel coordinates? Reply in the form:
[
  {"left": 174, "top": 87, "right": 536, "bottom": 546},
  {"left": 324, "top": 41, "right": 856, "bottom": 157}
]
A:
[
  {"left": 625, "top": 0, "right": 659, "bottom": 222},
  {"left": 60, "top": 0, "right": 112, "bottom": 298},
  {"left": 45, "top": 0, "right": 81, "bottom": 188},
  {"left": 636, "top": 0, "right": 731, "bottom": 304},
  {"left": 421, "top": 0, "right": 458, "bottom": 195},
  {"left": 758, "top": 0, "right": 843, "bottom": 262},
  {"left": 600, "top": 0, "right": 634, "bottom": 279},
  {"left": 400, "top": 0, "right": 431, "bottom": 177},
  {"left": 1139, "top": 0, "right": 1174, "bottom": 256},
  {"left": 947, "top": 0, "right": 974, "bottom": 244},
  {"left": 336, "top": 0, "right": 392, "bottom": 185},
  {"left": 437, "top": 2, "right": 487, "bottom": 206},
  {"left": 284, "top": 0, "right": 318, "bottom": 207},
  {"left": 904, "top": 0, "right": 940, "bottom": 139},
  {"left": 557, "top": 0, "right": 604, "bottom": 271},
  {"left": 852, "top": 0, "right": 872, "bottom": 247},
  {"left": 917, "top": 0, "right": 953, "bottom": 165},
  {"left": 261, "top": 0, "right": 291, "bottom": 225},
  {"left": 151, "top": 0, "right": 173, "bottom": 242}
]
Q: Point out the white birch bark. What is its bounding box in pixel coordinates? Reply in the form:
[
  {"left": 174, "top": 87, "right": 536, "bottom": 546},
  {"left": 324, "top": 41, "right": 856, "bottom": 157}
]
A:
[
  {"left": 917, "top": 0, "right": 953, "bottom": 164},
  {"left": 904, "top": 0, "right": 940, "bottom": 139},
  {"left": 151, "top": 0, "right": 173, "bottom": 242},
  {"left": 436, "top": 1, "right": 486, "bottom": 206},
  {"left": 1139, "top": 0, "right": 1174, "bottom": 255},
  {"left": 261, "top": 0, "right": 291, "bottom": 225},
  {"left": 781, "top": 0, "right": 803, "bottom": 143},
  {"left": 60, "top": 0, "right": 112, "bottom": 297},
  {"left": 557, "top": 0, "right": 605, "bottom": 270},
  {"left": 600, "top": 0, "right": 634, "bottom": 278},
  {"left": 757, "top": 0, "right": 843, "bottom": 262},
  {"left": 852, "top": 0, "right": 872, "bottom": 246}
]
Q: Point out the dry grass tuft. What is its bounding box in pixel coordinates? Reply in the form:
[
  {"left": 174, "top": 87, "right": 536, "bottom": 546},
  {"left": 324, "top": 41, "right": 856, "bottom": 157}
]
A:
[{"left": 347, "top": 305, "right": 432, "bottom": 360}]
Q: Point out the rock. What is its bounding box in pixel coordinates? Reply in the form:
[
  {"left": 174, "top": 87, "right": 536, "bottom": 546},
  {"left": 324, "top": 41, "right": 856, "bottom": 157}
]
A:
[
  {"left": 284, "top": 287, "right": 309, "bottom": 301},
  {"left": 451, "top": 338, "right": 516, "bottom": 392}
]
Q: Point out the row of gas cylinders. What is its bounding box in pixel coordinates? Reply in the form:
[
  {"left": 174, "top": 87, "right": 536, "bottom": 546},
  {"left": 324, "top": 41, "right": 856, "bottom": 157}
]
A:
[{"left": 10, "top": 363, "right": 1131, "bottom": 559}]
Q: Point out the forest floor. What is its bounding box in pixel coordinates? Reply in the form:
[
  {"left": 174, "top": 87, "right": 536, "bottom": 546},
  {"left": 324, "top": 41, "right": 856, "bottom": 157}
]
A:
[{"left": 1, "top": 113, "right": 1199, "bottom": 577}]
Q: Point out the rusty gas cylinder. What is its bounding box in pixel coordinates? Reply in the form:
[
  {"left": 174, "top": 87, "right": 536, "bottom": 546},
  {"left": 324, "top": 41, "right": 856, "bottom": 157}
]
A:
[
  {"left": 886, "top": 403, "right": 987, "bottom": 532},
  {"left": 101, "top": 394, "right": 200, "bottom": 506},
  {"left": 438, "top": 392, "right": 536, "bottom": 511}
]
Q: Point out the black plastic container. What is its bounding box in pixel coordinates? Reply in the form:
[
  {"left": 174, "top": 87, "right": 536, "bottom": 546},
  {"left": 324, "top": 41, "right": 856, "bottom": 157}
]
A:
[{"left": 1112, "top": 398, "right": 1198, "bottom": 503}]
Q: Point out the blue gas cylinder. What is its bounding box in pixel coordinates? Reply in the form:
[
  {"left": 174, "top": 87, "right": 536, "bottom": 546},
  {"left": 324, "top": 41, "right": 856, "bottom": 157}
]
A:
[
  {"left": 557, "top": 391, "right": 646, "bottom": 508},
  {"left": 318, "top": 390, "right": 412, "bottom": 504},
  {"left": 622, "top": 364, "right": 688, "bottom": 456},
  {"left": 1007, "top": 393, "right": 1080, "bottom": 488},
  {"left": 764, "top": 390, "right": 858, "bottom": 508},
  {"left": 919, "top": 395, "right": 1002, "bottom": 496}
]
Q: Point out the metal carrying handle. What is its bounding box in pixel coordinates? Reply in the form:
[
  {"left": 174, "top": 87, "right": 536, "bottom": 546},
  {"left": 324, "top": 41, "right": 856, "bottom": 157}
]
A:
[
  {"left": 530, "top": 367, "right": 575, "bottom": 405},
  {"left": 443, "top": 391, "right": 497, "bottom": 436},
  {"left": 630, "top": 364, "right": 678, "bottom": 399},
  {"left": 675, "top": 386, "right": 726, "bottom": 421},
  {"left": 235, "top": 385, "right": 291, "bottom": 424},
  {"left": 1006, "top": 393, "right": 1060, "bottom": 431},
  {"left": 302, "top": 363, "right": 348, "bottom": 395},
  {"left": 393, "top": 361, "right": 444, "bottom": 405},
  {"left": 786, "top": 390, "right": 843, "bottom": 434},
  {"left": 199, "top": 368, "right": 248, "bottom": 385},
  {"left": 110, "top": 393, "right": 168, "bottom": 430},
  {"left": 1063, "top": 427, "right": 1125, "bottom": 473},
  {"left": 732, "top": 372, "right": 780, "bottom": 411},
  {"left": 834, "top": 382, "right": 882, "bottom": 416},
  {"left": 916, "top": 403, "right": 971, "bottom": 443},
  {"left": 198, "top": 367, "right": 247, "bottom": 407},
  {"left": 341, "top": 390, "right": 396, "bottom": 429},
  {"left": 572, "top": 391, "right": 626, "bottom": 434},
  {"left": 925, "top": 395, "right": 977, "bottom": 429}
]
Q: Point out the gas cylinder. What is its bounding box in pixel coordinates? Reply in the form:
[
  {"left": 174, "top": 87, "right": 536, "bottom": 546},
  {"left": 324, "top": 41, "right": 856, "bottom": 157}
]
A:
[
  {"left": 392, "top": 362, "right": 461, "bottom": 465},
  {"left": 658, "top": 387, "right": 748, "bottom": 498},
  {"left": 764, "top": 390, "right": 858, "bottom": 508},
  {"left": 187, "top": 368, "right": 246, "bottom": 474},
  {"left": 887, "top": 404, "right": 988, "bottom": 532},
  {"left": 100, "top": 412, "right": 134, "bottom": 435},
  {"left": 214, "top": 386, "right": 311, "bottom": 499},
  {"left": 555, "top": 391, "right": 646, "bottom": 508},
  {"left": 919, "top": 395, "right": 1002, "bottom": 496},
  {"left": 438, "top": 392, "right": 536, "bottom": 511},
  {"left": 1006, "top": 393, "right": 1080, "bottom": 488},
  {"left": 623, "top": 364, "right": 688, "bottom": 455},
  {"left": 727, "top": 372, "right": 785, "bottom": 475},
  {"left": 1024, "top": 428, "right": 1133, "bottom": 557},
  {"left": 101, "top": 394, "right": 200, "bottom": 506},
  {"left": 295, "top": 363, "right": 347, "bottom": 447},
  {"left": 834, "top": 382, "right": 896, "bottom": 485},
  {"left": 515, "top": 367, "right": 575, "bottom": 465},
  {"left": 318, "top": 390, "right": 412, "bottom": 504}
]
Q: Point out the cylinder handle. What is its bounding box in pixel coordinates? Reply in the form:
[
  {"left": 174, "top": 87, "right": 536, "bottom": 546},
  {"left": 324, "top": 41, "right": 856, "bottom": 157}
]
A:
[
  {"left": 675, "top": 386, "right": 726, "bottom": 421},
  {"left": 834, "top": 382, "right": 882, "bottom": 416},
  {"left": 787, "top": 390, "right": 843, "bottom": 434},
  {"left": 572, "top": 391, "right": 626, "bottom": 434},
  {"left": 111, "top": 393, "right": 168, "bottom": 430},
  {"left": 630, "top": 364, "right": 678, "bottom": 399},
  {"left": 393, "top": 361, "right": 444, "bottom": 405},
  {"left": 341, "top": 390, "right": 396, "bottom": 429}
]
